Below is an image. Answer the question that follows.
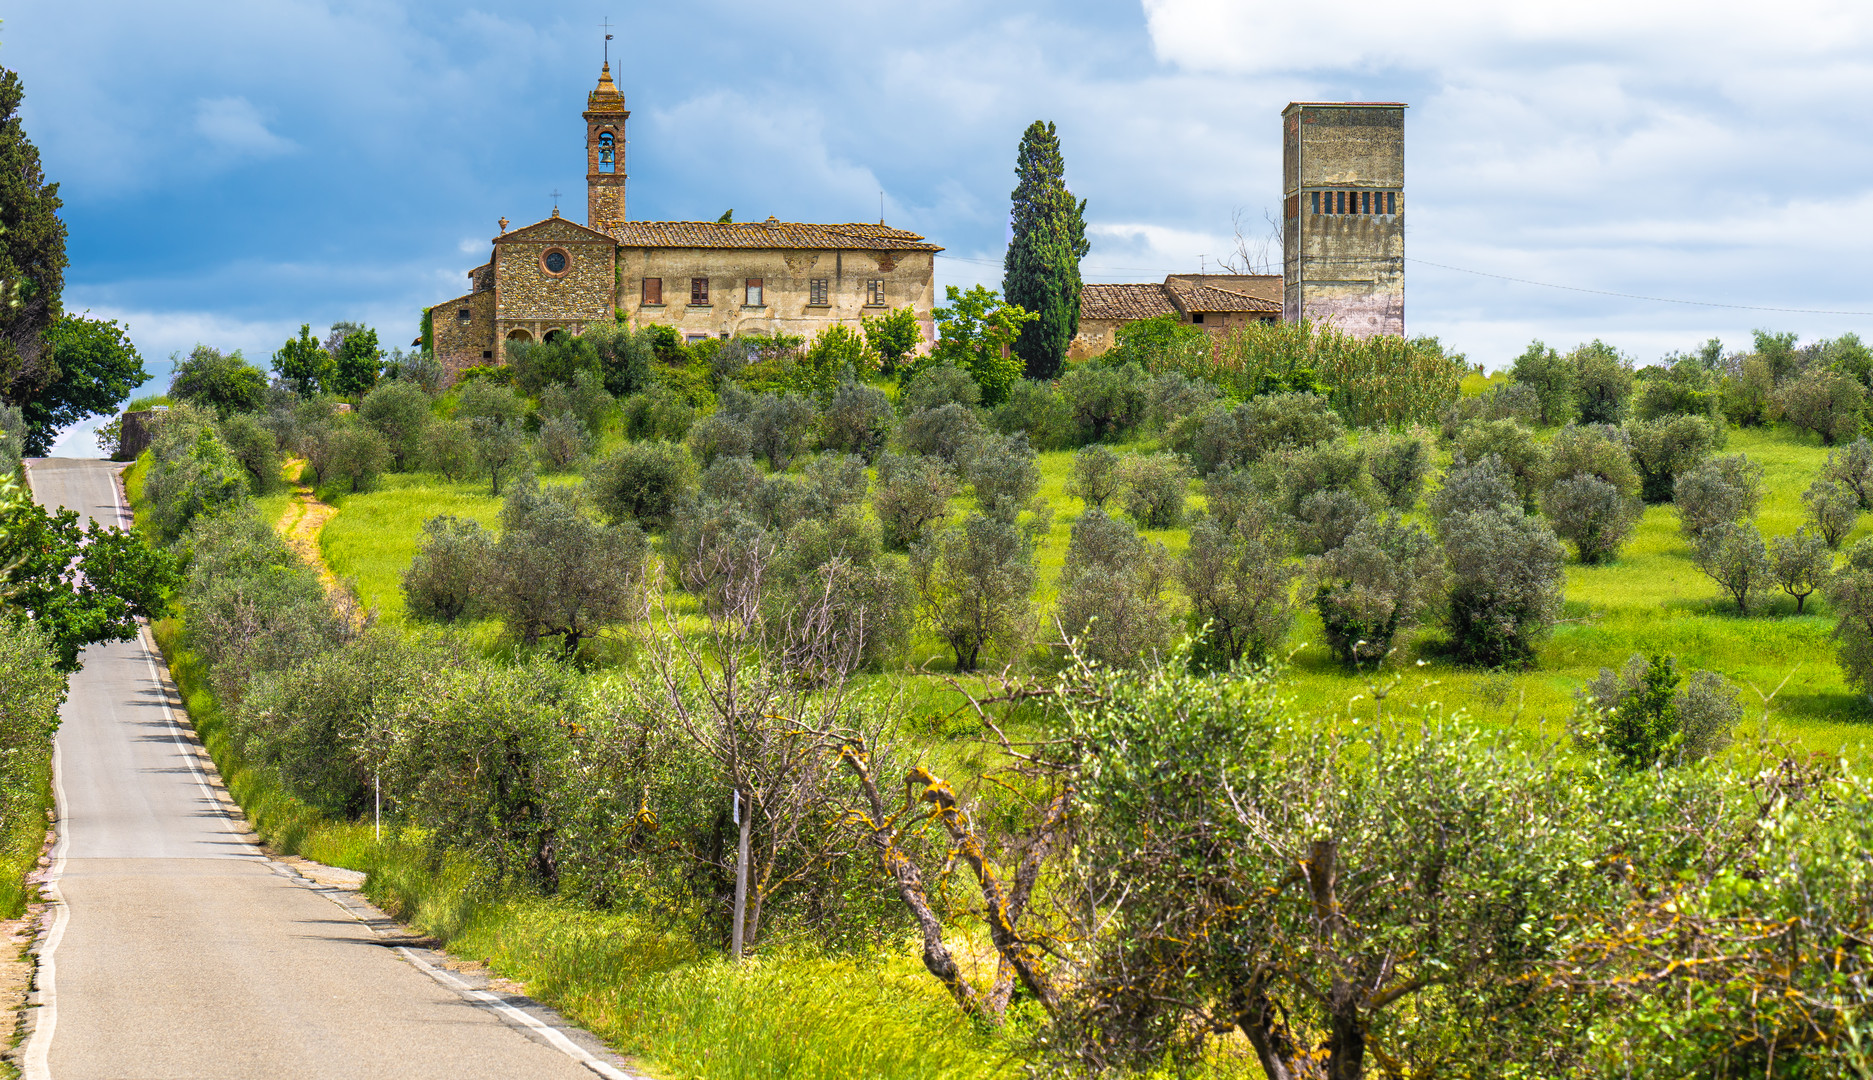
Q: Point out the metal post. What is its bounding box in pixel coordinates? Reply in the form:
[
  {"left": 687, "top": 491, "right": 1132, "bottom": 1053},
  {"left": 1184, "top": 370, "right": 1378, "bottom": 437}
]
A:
[
  {"left": 731, "top": 789, "right": 751, "bottom": 959},
  {"left": 374, "top": 772, "right": 381, "bottom": 843}
]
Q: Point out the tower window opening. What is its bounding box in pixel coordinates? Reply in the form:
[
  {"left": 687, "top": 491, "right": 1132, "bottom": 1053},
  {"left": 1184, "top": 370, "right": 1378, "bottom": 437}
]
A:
[
  {"left": 1386, "top": 191, "right": 1396, "bottom": 215},
  {"left": 1338, "top": 191, "right": 1347, "bottom": 214},
  {"left": 597, "top": 132, "right": 616, "bottom": 174},
  {"left": 1362, "top": 191, "right": 1372, "bottom": 214},
  {"left": 1311, "top": 191, "right": 1321, "bottom": 215}
]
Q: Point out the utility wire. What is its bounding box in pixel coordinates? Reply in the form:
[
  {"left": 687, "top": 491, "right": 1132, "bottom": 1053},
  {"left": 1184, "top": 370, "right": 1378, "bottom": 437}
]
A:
[{"left": 937, "top": 252, "right": 1873, "bottom": 317}]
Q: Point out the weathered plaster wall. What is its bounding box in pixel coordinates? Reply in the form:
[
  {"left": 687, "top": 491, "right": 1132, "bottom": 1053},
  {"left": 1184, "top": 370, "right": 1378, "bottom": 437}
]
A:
[
  {"left": 616, "top": 248, "right": 936, "bottom": 344},
  {"left": 1281, "top": 104, "right": 1406, "bottom": 337}
]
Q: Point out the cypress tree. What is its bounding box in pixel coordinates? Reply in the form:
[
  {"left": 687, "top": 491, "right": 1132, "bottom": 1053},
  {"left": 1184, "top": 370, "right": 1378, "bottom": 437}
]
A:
[
  {"left": 1002, "top": 121, "right": 1088, "bottom": 381},
  {"left": 0, "top": 67, "right": 67, "bottom": 407}
]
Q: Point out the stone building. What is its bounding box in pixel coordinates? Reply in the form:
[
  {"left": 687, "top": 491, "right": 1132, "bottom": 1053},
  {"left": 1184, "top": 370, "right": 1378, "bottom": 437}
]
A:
[
  {"left": 1280, "top": 102, "right": 1406, "bottom": 337},
  {"left": 1068, "top": 274, "right": 1281, "bottom": 359},
  {"left": 426, "top": 62, "right": 942, "bottom": 375}
]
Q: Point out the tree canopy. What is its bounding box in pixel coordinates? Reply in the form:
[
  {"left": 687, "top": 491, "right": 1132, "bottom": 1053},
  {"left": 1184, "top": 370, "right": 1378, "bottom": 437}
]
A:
[
  {"left": 0, "top": 67, "right": 66, "bottom": 414},
  {"left": 1002, "top": 121, "right": 1088, "bottom": 381},
  {"left": 15, "top": 314, "right": 148, "bottom": 456}
]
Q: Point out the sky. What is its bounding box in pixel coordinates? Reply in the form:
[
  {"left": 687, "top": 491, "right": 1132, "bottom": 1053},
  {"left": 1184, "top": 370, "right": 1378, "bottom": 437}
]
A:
[{"left": 13, "top": 0, "right": 1873, "bottom": 453}]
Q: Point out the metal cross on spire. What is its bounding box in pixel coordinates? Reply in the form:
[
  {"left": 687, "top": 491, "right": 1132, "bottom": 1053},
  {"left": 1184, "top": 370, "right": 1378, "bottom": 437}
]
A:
[
  {"left": 601, "top": 17, "right": 614, "bottom": 65},
  {"left": 551, "top": 188, "right": 562, "bottom": 210}
]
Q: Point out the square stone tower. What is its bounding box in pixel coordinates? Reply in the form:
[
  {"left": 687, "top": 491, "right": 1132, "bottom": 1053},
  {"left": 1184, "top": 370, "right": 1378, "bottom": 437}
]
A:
[{"left": 1281, "top": 102, "right": 1406, "bottom": 337}]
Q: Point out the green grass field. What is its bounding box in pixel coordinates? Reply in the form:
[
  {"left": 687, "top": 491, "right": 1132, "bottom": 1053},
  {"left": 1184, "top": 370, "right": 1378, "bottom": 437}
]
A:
[{"left": 316, "top": 422, "right": 1873, "bottom": 763}]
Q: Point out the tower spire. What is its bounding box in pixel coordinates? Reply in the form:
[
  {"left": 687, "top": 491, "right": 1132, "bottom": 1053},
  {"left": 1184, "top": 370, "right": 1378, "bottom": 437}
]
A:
[{"left": 584, "top": 51, "right": 631, "bottom": 235}]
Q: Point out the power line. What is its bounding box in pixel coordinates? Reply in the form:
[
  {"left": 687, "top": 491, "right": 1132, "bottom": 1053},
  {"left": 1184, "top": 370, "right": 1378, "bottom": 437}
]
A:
[{"left": 939, "top": 252, "right": 1873, "bottom": 318}]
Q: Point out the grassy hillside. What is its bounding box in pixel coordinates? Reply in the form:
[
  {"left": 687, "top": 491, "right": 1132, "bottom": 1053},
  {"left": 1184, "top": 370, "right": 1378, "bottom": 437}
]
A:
[{"left": 317, "top": 422, "right": 1873, "bottom": 763}]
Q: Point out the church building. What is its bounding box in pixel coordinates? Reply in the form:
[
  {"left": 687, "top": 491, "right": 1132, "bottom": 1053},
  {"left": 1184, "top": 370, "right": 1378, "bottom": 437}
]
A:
[{"left": 426, "top": 63, "right": 943, "bottom": 375}]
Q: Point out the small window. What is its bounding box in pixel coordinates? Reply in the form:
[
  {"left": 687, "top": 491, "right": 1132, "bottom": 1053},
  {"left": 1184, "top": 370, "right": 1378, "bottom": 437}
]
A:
[
  {"left": 643, "top": 277, "right": 663, "bottom": 304},
  {"left": 1191, "top": 313, "right": 1205, "bottom": 325},
  {"left": 482, "top": 350, "right": 493, "bottom": 359},
  {"left": 543, "top": 248, "right": 569, "bottom": 275},
  {"left": 1311, "top": 191, "right": 1321, "bottom": 215},
  {"left": 809, "top": 278, "right": 828, "bottom": 305},
  {"left": 745, "top": 278, "right": 764, "bottom": 306},
  {"left": 866, "top": 279, "right": 885, "bottom": 306},
  {"left": 684, "top": 333, "right": 709, "bottom": 344},
  {"left": 457, "top": 308, "right": 472, "bottom": 323},
  {"left": 1362, "top": 191, "right": 1372, "bottom": 214},
  {"left": 691, "top": 277, "right": 709, "bottom": 305},
  {"left": 597, "top": 132, "right": 616, "bottom": 174},
  {"left": 1386, "top": 191, "right": 1396, "bottom": 215},
  {"left": 1339, "top": 191, "right": 1349, "bottom": 214}
]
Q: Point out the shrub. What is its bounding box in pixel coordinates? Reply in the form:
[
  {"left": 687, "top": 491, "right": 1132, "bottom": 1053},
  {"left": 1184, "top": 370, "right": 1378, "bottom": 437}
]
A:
[
  {"left": 1364, "top": 427, "right": 1434, "bottom": 510},
  {"left": 686, "top": 411, "right": 753, "bottom": 467},
  {"left": 566, "top": 366, "right": 616, "bottom": 434},
  {"left": 1115, "top": 451, "right": 1189, "bottom": 529},
  {"left": 1543, "top": 475, "right": 1639, "bottom": 564},
  {"left": 764, "top": 510, "right": 913, "bottom": 674},
  {"left": 1312, "top": 514, "right": 1445, "bottom": 668},
  {"left": 1271, "top": 441, "right": 1369, "bottom": 519},
  {"left": 1719, "top": 354, "right": 1776, "bottom": 426},
  {"left": 746, "top": 392, "right": 818, "bottom": 470},
  {"left": 489, "top": 483, "right": 650, "bottom": 654},
  {"left": 1180, "top": 499, "right": 1297, "bottom": 666},
  {"left": 1443, "top": 507, "right": 1566, "bottom": 667},
  {"left": 144, "top": 409, "right": 249, "bottom": 543},
  {"left": 534, "top": 412, "right": 589, "bottom": 472},
  {"left": 989, "top": 378, "right": 1073, "bottom": 450},
  {"left": 358, "top": 379, "right": 431, "bottom": 471},
  {"left": 456, "top": 379, "right": 526, "bottom": 428},
  {"left": 1693, "top": 522, "right": 1774, "bottom": 614},
  {"left": 1573, "top": 341, "right": 1636, "bottom": 425},
  {"left": 1437, "top": 381, "right": 1540, "bottom": 442},
  {"left": 1292, "top": 488, "right": 1370, "bottom": 555},
  {"left": 899, "top": 403, "right": 983, "bottom": 465},
  {"left": 1575, "top": 653, "right": 1742, "bottom": 768},
  {"left": 1776, "top": 367, "right": 1866, "bottom": 445},
  {"left": 169, "top": 345, "right": 268, "bottom": 415},
  {"left": 1068, "top": 444, "right": 1121, "bottom": 510},
  {"left": 1054, "top": 509, "right": 1176, "bottom": 668},
  {"left": 1824, "top": 438, "right": 1873, "bottom": 509},
  {"left": 1428, "top": 455, "right": 1519, "bottom": 529},
  {"left": 402, "top": 514, "right": 492, "bottom": 622},
  {"left": 792, "top": 453, "right": 870, "bottom": 522},
  {"left": 900, "top": 362, "right": 980, "bottom": 412},
  {"left": 1826, "top": 539, "right": 1873, "bottom": 698},
  {"left": 1544, "top": 423, "right": 1640, "bottom": 500},
  {"left": 1675, "top": 454, "right": 1763, "bottom": 545},
  {"left": 587, "top": 440, "right": 695, "bottom": 532},
  {"left": 1635, "top": 357, "right": 1723, "bottom": 423},
  {"left": 216, "top": 411, "right": 280, "bottom": 493},
  {"left": 621, "top": 385, "right": 695, "bottom": 442},
  {"left": 420, "top": 417, "right": 475, "bottom": 481},
  {"left": 1173, "top": 392, "right": 1343, "bottom": 476},
  {"left": 819, "top": 381, "right": 895, "bottom": 462},
  {"left": 873, "top": 452, "right": 957, "bottom": 551},
  {"left": 1508, "top": 340, "right": 1576, "bottom": 425},
  {"left": 909, "top": 512, "right": 1037, "bottom": 671},
  {"left": 1629, "top": 415, "right": 1721, "bottom": 503},
  {"left": 1059, "top": 363, "right": 1147, "bottom": 442},
  {"left": 322, "top": 423, "right": 391, "bottom": 493},
  {"left": 1802, "top": 478, "right": 1859, "bottom": 548},
  {"left": 1770, "top": 529, "right": 1831, "bottom": 614},
  {"left": 965, "top": 431, "right": 1041, "bottom": 523},
  {"left": 1453, "top": 418, "right": 1546, "bottom": 508},
  {"left": 1143, "top": 371, "right": 1219, "bottom": 431}
]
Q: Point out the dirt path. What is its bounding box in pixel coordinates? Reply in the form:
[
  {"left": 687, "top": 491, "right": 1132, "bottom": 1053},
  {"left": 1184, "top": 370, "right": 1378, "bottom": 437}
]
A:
[{"left": 275, "top": 468, "right": 343, "bottom": 598}]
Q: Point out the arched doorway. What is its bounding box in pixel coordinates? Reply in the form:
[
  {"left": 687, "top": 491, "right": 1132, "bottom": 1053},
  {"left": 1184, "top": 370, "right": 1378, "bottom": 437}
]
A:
[
  {"left": 542, "top": 328, "right": 567, "bottom": 344},
  {"left": 506, "top": 328, "right": 533, "bottom": 342}
]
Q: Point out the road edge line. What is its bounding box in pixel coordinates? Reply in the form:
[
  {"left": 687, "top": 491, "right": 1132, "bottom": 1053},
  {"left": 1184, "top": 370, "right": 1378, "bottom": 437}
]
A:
[{"left": 19, "top": 740, "right": 68, "bottom": 1080}]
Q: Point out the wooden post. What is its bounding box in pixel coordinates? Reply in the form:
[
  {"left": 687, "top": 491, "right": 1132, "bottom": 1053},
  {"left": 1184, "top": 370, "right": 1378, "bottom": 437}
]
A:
[{"left": 731, "top": 789, "right": 751, "bottom": 960}]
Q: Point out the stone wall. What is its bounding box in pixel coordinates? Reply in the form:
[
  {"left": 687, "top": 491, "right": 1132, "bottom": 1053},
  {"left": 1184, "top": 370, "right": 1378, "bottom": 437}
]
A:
[
  {"left": 429, "top": 288, "right": 496, "bottom": 378},
  {"left": 616, "top": 248, "right": 936, "bottom": 346}
]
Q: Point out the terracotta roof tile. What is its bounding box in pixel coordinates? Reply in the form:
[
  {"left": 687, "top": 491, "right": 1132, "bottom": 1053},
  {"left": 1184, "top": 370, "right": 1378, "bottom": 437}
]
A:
[
  {"left": 610, "top": 220, "right": 942, "bottom": 252},
  {"left": 1080, "top": 283, "right": 1179, "bottom": 321},
  {"left": 1163, "top": 276, "right": 1283, "bottom": 314}
]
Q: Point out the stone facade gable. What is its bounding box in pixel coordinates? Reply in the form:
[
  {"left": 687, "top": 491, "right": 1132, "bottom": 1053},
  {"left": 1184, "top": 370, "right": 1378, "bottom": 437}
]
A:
[{"left": 498, "top": 215, "right": 618, "bottom": 246}]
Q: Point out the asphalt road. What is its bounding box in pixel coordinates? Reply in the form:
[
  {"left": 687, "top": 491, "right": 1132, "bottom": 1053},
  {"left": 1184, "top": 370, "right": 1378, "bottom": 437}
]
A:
[{"left": 21, "top": 458, "right": 623, "bottom": 1080}]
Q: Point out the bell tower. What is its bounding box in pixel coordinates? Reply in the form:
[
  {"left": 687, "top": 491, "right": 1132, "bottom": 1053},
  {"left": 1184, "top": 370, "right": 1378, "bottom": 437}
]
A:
[{"left": 584, "top": 62, "right": 629, "bottom": 236}]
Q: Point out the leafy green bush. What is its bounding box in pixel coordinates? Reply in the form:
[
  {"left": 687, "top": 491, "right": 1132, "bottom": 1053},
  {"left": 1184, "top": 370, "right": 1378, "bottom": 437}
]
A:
[
  {"left": 1572, "top": 340, "right": 1636, "bottom": 425},
  {"left": 1628, "top": 414, "right": 1721, "bottom": 503},
  {"left": 819, "top": 382, "right": 896, "bottom": 462},
  {"left": 1114, "top": 451, "right": 1189, "bottom": 529},
  {"left": 534, "top": 411, "right": 590, "bottom": 472},
  {"left": 622, "top": 385, "right": 695, "bottom": 442},
  {"left": 1509, "top": 339, "right": 1577, "bottom": 425},
  {"left": 402, "top": 515, "right": 493, "bottom": 623},
  {"left": 1173, "top": 392, "right": 1343, "bottom": 476},
  {"left": 1054, "top": 509, "right": 1174, "bottom": 668},
  {"left": 1634, "top": 356, "right": 1723, "bottom": 423},
  {"left": 686, "top": 411, "right": 753, "bottom": 468},
  {"left": 1443, "top": 507, "right": 1565, "bottom": 667},
  {"left": 988, "top": 378, "right": 1072, "bottom": 451},
  {"left": 1573, "top": 653, "right": 1740, "bottom": 768},
  {"left": 1312, "top": 513, "right": 1444, "bottom": 667},
  {"left": 1438, "top": 381, "right": 1540, "bottom": 441},
  {"left": 144, "top": 407, "right": 250, "bottom": 543},
  {"left": 587, "top": 440, "right": 695, "bottom": 532}
]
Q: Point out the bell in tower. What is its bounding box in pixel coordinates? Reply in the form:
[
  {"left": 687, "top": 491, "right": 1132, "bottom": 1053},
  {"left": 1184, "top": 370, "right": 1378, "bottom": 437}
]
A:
[{"left": 584, "top": 61, "right": 630, "bottom": 236}]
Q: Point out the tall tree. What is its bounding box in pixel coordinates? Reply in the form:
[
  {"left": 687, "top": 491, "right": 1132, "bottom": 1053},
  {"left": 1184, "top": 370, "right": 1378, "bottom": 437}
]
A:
[
  {"left": 0, "top": 67, "right": 68, "bottom": 414},
  {"left": 273, "top": 323, "right": 334, "bottom": 397},
  {"left": 18, "top": 314, "right": 148, "bottom": 456},
  {"left": 1002, "top": 121, "right": 1088, "bottom": 381}
]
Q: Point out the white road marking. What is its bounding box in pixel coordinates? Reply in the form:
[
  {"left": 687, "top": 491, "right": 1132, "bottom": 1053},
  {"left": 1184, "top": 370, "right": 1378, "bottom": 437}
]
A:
[{"left": 21, "top": 739, "right": 70, "bottom": 1080}]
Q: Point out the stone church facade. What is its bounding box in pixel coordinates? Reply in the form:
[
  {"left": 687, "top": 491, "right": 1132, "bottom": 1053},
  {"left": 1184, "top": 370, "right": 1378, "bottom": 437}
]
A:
[{"left": 426, "top": 63, "right": 942, "bottom": 376}]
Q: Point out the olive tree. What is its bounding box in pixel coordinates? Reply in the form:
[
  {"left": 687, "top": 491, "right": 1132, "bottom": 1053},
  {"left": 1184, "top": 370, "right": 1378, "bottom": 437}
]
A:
[
  {"left": 586, "top": 440, "right": 695, "bottom": 532},
  {"left": 1823, "top": 438, "right": 1873, "bottom": 508},
  {"left": 1067, "top": 443, "right": 1120, "bottom": 510},
  {"left": 1115, "top": 451, "right": 1189, "bottom": 529},
  {"left": 1312, "top": 514, "right": 1445, "bottom": 668},
  {"left": 488, "top": 483, "right": 651, "bottom": 653},
  {"left": 1826, "top": 538, "right": 1873, "bottom": 699},
  {"left": 1674, "top": 454, "right": 1763, "bottom": 546},
  {"left": 1364, "top": 427, "right": 1434, "bottom": 510},
  {"left": 1180, "top": 500, "right": 1297, "bottom": 667},
  {"left": 873, "top": 452, "right": 958, "bottom": 551},
  {"left": 1775, "top": 366, "right": 1865, "bottom": 445},
  {"left": 1543, "top": 476, "right": 1640, "bottom": 564},
  {"left": 421, "top": 417, "right": 476, "bottom": 481},
  {"left": 358, "top": 378, "right": 432, "bottom": 471},
  {"left": 965, "top": 431, "right": 1042, "bottom": 523},
  {"left": 1428, "top": 454, "right": 1519, "bottom": 530},
  {"left": 401, "top": 515, "right": 493, "bottom": 623},
  {"left": 1692, "top": 522, "right": 1774, "bottom": 615},
  {"left": 1443, "top": 507, "right": 1566, "bottom": 667},
  {"left": 467, "top": 416, "right": 529, "bottom": 496},
  {"left": 1628, "top": 415, "right": 1721, "bottom": 503},
  {"left": 1801, "top": 477, "right": 1859, "bottom": 548},
  {"left": 1453, "top": 418, "right": 1546, "bottom": 508},
  {"left": 1054, "top": 509, "right": 1175, "bottom": 667},
  {"left": 747, "top": 392, "right": 818, "bottom": 470},
  {"left": 819, "top": 381, "right": 895, "bottom": 462},
  {"left": 899, "top": 403, "right": 984, "bottom": 465},
  {"left": 909, "top": 512, "right": 1037, "bottom": 672},
  {"left": 1770, "top": 529, "right": 1831, "bottom": 614}
]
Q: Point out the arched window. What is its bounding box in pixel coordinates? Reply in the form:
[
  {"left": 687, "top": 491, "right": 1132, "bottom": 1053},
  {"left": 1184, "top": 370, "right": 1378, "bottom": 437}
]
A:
[
  {"left": 506, "top": 328, "right": 533, "bottom": 342},
  {"left": 598, "top": 132, "right": 615, "bottom": 174}
]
